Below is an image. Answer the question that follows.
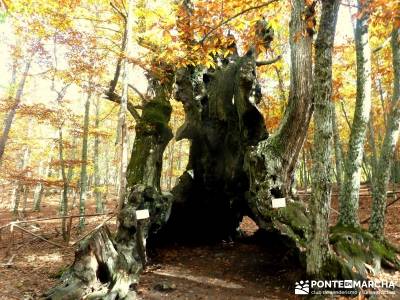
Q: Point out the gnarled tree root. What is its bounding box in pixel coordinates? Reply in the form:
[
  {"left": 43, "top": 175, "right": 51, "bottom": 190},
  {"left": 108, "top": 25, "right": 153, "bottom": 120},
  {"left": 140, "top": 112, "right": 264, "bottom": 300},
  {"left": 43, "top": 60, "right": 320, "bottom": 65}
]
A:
[
  {"left": 329, "top": 225, "right": 400, "bottom": 278},
  {"left": 250, "top": 199, "right": 400, "bottom": 281},
  {"left": 44, "top": 184, "right": 172, "bottom": 300},
  {"left": 244, "top": 138, "right": 400, "bottom": 281}
]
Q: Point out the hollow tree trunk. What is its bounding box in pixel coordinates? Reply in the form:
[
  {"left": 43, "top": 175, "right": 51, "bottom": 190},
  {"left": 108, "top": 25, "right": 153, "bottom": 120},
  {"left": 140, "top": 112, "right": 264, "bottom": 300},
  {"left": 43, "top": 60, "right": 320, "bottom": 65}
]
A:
[
  {"left": 48, "top": 2, "right": 400, "bottom": 297},
  {"left": 162, "top": 52, "right": 268, "bottom": 241},
  {"left": 339, "top": 0, "right": 372, "bottom": 226}
]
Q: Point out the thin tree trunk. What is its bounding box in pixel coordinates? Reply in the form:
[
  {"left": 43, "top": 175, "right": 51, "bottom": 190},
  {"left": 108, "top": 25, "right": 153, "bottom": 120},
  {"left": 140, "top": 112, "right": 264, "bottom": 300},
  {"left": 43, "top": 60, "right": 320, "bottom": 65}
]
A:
[
  {"left": 104, "top": 148, "right": 110, "bottom": 200},
  {"left": 79, "top": 90, "right": 91, "bottom": 229},
  {"left": 11, "top": 143, "right": 30, "bottom": 215},
  {"left": 376, "top": 56, "right": 388, "bottom": 130},
  {"left": 94, "top": 98, "right": 103, "bottom": 213},
  {"left": 67, "top": 135, "right": 76, "bottom": 195},
  {"left": 21, "top": 119, "right": 33, "bottom": 215},
  {"left": 0, "top": 59, "right": 31, "bottom": 164},
  {"left": 33, "top": 160, "right": 45, "bottom": 212},
  {"left": 339, "top": 0, "right": 372, "bottom": 226},
  {"left": 307, "top": 0, "right": 340, "bottom": 277},
  {"left": 22, "top": 186, "right": 29, "bottom": 214},
  {"left": 33, "top": 146, "right": 54, "bottom": 211},
  {"left": 369, "top": 23, "right": 400, "bottom": 238},
  {"left": 10, "top": 184, "right": 22, "bottom": 216},
  {"left": 58, "top": 126, "right": 69, "bottom": 241}
]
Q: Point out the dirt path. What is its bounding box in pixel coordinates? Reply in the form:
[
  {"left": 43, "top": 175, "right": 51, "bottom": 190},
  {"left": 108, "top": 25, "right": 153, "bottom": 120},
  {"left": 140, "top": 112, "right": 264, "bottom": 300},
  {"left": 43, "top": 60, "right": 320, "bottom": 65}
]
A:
[{"left": 138, "top": 240, "right": 301, "bottom": 300}]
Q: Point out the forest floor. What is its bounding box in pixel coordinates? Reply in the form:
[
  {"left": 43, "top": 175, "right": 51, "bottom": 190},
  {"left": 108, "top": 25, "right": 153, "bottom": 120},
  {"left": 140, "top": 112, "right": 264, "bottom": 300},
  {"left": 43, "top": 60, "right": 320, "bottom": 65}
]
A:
[{"left": 0, "top": 185, "right": 399, "bottom": 300}]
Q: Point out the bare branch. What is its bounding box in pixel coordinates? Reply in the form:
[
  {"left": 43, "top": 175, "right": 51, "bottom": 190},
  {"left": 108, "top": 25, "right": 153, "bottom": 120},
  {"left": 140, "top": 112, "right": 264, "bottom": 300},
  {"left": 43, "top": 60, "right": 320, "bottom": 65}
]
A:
[
  {"left": 373, "top": 36, "right": 392, "bottom": 53},
  {"left": 110, "top": 1, "right": 127, "bottom": 22},
  {"left": 128, "top": 84, "right": 146, "bottom": 102},
  {"left": 256, "top": 55, "right": 282, "bottom": 66},
  {"left": 340, "top": 1, "right": 357, "bottom": 8},
  {"left": 339, "top": 100, "right": 351, "bottom": 130},
  {"left": 95, "top": 26, "right": 121, "bottom": 34},
  {"left": 0, "top": 0, "right": 8, "bottom": 10},
  {"left": 104, "top": 90, "right": 141, "bottom": 121},
  {"left": 108, "top": 25, "right": 128, "bottom": 94},
  {"left": 200, "top": 0, "right": 279, "bottom": 44}
]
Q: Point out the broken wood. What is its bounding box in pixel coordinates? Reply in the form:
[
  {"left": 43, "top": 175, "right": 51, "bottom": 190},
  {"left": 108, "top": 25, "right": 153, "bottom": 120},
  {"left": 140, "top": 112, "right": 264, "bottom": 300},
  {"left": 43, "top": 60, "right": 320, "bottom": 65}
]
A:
[
  {"left": 69, "top": 214, "right": 115, "bottom": 247},
  {"left": 13, "top": 224, "right": 65, "bottom": 248},
  {"left": 1, "top": 254, "right": 15, "bottom": 267}
]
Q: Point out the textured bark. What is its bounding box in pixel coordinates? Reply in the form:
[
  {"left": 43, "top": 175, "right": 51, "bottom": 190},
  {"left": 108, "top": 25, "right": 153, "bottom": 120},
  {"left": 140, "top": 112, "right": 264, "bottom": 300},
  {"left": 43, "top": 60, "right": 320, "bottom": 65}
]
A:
[
  {"left": 367, "top": 112, "right": 378, "bottom": 179},
  {"left": 244, "top": 0, "right": 313, "bottom": 245},
  {"left": 45, "top": 185, "right": 172, "bottom": 300},
  {"left": 48, "top": 2, "right": 400, "bottom": 296},
  {"left": 47, "top": 78, "right": 174, "bottom": 299},
  {"left": 369, "top": 24, "right": 400, "bottom": 238},
  {"left": 161, "top": 53, "right": 267, "bottom": 241},
  {"left": 79, "top": 91, "right": 91, "bottom": 229},
  {"left": 306, "top": 0, "right": 340, "bottom": 277},
  {"left": 245, "top": 0, "right": 313, "bottom": 204},
  {"left": 126, "top": 85, "right": 173, "bottom": 191},
  {"left": 332, "top": 106, "right": 344, "bottom": 188},
  {"left": 339, "top": 0, "right": 372, "bottom": 226}
]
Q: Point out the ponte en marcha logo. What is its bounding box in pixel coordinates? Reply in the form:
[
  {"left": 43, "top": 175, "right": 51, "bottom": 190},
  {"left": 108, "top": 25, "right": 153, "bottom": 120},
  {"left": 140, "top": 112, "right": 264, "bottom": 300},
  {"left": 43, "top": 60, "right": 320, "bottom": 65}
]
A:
[{"left": 295, "top": 279, "right": 396, "bottom": 295}]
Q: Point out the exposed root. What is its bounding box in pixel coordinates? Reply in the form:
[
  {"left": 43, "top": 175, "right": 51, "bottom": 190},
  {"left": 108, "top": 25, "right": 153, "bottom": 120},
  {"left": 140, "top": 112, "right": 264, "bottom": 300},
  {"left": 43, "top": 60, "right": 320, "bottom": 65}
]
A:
[
  {"left": 330, "top": 225, "right": 400, "bottom": 278},
  {"left": 44, "top": 184, "right": 173, "bottom": 300}
]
